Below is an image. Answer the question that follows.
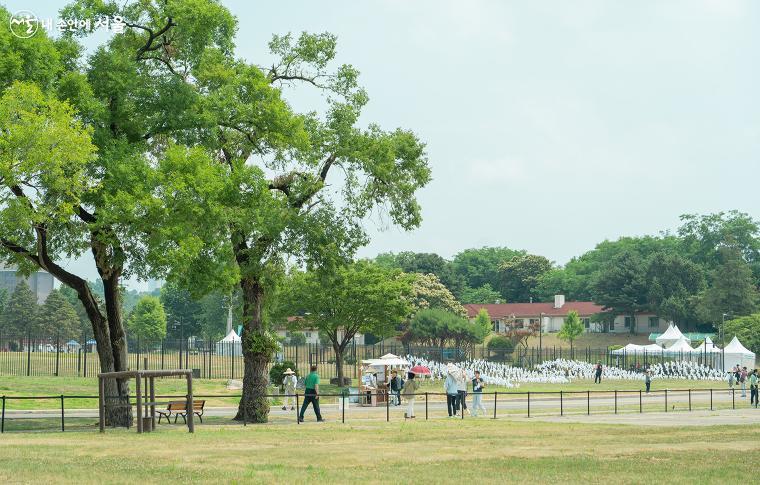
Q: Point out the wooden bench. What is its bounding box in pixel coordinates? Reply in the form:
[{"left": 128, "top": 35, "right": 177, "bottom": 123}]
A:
[{"left": 157, "top": 400, "right": 206, "bottom": 424}]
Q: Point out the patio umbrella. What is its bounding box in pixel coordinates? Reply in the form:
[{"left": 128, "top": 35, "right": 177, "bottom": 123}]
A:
[{"left": 410, "top": 365, "right": 431, "bottom": 376}]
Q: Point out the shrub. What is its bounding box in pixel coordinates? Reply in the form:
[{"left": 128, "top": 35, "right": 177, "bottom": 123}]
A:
[
  {"left": 488, "top": 336, "right": 515, "bottom": 353},
  {"left": 269, "top": 361, "right": 297, "bottom": 386}
]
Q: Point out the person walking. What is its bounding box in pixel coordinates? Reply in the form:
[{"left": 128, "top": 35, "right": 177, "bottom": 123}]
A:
[
  {"left": 728, "top": 366, "right": 736, "bottom": 393},
  {"left": 282, "top": 368, "right": 297, "bottom": 411},
  {"left": 594, "top": 362, "right": 603, "bottom": 384},
  {"left": 749, "top": 369, "right": 758, "bottom": 408},
  {"left": 471, "top": 370, "right": 487, "bottom": 417},
  {"left": 298, "top": 365, "right": 324, "bottom": 423},
  {"left": 403, "top": 371, "right": 420, "bottom": 419},
  {"left": 456, "top": 368, "right": 469, "bottom": 415},
  {"left": 445, "top": 365, "right": 459, "bottom": 418},
  {"left": 390, "top": 370, "right": 403, "bottom": 406},
  {"left": 740, "top": 367, "right": 748, "bottom": 397},
  {"left": 645, "top": 370, "right": 652, "bottom": 394}
]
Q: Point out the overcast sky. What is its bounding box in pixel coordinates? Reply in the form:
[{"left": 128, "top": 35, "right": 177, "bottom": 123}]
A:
[{"left": 5, "top": 0, "right": 760, "bottom": 289}]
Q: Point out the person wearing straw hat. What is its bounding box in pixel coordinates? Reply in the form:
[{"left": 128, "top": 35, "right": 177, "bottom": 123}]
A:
[
  {"left": 444, "top": 364, "right": 459, "bottom": 418},
  {"left": 403, "top": 371, "right": 420, "bottom": 418},
  {"left": 282, "top": 368, "right": 297, "bottom": 411}
]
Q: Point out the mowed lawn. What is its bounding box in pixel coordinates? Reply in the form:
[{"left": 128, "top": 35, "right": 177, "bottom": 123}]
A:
[{"left": 0, "top": 419, "right": 758, "bottom": 484}]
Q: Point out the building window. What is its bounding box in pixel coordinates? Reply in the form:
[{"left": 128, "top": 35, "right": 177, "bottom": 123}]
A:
[
  {"left": 304, "top": 332, "right": 312, "bottom": 338},
  {"left": 648, "top": 317, "right": 659, "bottom": 329},
  {"left": 624, "top": 316, "right": 633, "bottom": 328},
  {"left": 492, "top": 320, "right": 499, "bottom": 332},
  {"left": 582, "top": 318, "right": 590, "bottom": 329}
]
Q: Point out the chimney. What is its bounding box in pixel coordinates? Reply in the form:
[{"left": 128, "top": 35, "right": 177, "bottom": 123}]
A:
[{"left": 554, "top": 294, "right": 565, "bottom": 309}]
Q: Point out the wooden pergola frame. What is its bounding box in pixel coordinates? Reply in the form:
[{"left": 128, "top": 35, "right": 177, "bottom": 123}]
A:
[{"left": 98, "top": 369, "right": 194, "bottom": 433}]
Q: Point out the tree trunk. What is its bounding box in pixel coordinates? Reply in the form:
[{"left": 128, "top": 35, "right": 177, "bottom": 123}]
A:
[
  {"left": 333, "top": 340, "right": 346, "bottom": 386},
  {"left": 234, "top": 277, "right": 270, "bottom": 422},
  {"left": 100, "top": 274, "right": 132, "bottom": 426}
]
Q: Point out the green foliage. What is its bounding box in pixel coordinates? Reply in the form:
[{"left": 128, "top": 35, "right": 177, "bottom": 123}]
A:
[
  {"left": 0, "top": 281, "right": 38, "bottom": 335},
  {"left": 487, "top": 335, "right": 515, "bottom": 352},
  {"left": 408, "top": 273, "right": 467, "bottom": 317},
  {"left": 460, "top": 284, "right": 502, "bottom": 304},
  {"left": 126, "top": 296, "right": 167, "bottom": 340},
  {"left": 498, "top": 254, "right": 553, "bottom": 302},
  {"left": 244, "top": 331, "right": 280, "bottom": 360},
  {"left": 558, "top": 310, "right": 585, "bottom": 348},
  {"left": 723, "top": 314, "right": 760, "bottom": 355},
  {"left": 645, "top": 251, "right": 705, "bottom": 325},
  {"left": 452, "top": 247, "right": 524, "bottom": 294},
  {"left": 0, "top": 288, "right": 7, "bottom": 316},
  {"left": 407, "top": 308, "right": 488, "bottom": 349},
  {"left": 591, "top": 250, "right": 649, "bottom": 333},
  {"left": 37, "top": 289, "right": 81, "bottom": 339},
  {"left": 375, "top": 251, "right": 465, "bottom": 297},
  {"left": 697, "top": 246, "right": 759, "bottom": 325},
  {"left": 269, "top": 361, "right": 298, "bottom": 386}
]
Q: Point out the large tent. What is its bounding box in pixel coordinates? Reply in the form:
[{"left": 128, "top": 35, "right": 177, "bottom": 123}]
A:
[
  {"left": 722, "top": 336, "right": 756, "bottom": 370},
  {"left": 664, "top": 336, "right": 694, "bottom": 354},
  {"left": 216, "top": 329, "right": 242, "bottom": 356},
  {"left": 611, "top": 343, "right": 663, "bottom": 355},
  {"left": 693, "top": 336, "right": 721, "bottom": 354},
  {"left": 655, "top": 324, "right": 685, "bottom": 347}
]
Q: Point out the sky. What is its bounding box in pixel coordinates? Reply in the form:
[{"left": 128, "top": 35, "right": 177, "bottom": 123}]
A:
[{"left": 4, "top": 0, "right": 760, "bottom": 290}]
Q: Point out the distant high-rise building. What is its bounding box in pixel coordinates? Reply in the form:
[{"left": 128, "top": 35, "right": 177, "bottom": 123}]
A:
[
  {"left": 147, "top": 279, "right": 163, "bottom": 292},
  {"left": 0, "top": 265, "right": 55, "bottom": 304}
]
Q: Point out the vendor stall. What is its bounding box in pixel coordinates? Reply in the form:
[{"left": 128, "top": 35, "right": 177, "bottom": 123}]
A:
[{"left": 359, "top": 353, "right": 410, "bottom": 406}]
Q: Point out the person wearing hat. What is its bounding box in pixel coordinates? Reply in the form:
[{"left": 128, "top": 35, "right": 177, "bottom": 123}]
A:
[
  {"left": 282, "top": 368, "right": 297, "bottom": 411},
  {"left": 444, "top": 364, "right": 459, "bottom": 417}
]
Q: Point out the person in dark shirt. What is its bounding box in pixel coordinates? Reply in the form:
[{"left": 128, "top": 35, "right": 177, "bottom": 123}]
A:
[
  {"left": 389, "top": 370, "right": 403, "bottom": 405},
  {"left": 594, "top": 362, "right": 603, "bottom": 384},
  {"left": 471, "top": 370, "right": 487, "bottom": 417}
]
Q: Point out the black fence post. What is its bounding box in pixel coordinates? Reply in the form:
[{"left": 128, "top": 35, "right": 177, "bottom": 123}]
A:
[
  {"left": 55, "top": 332, "right": 60, "bottom": 377},
  {"left": 77, "top": 348, "right": 81, "bottom": 377},
  {"left": 688, "top": 389, "right": 691, "bottom": 411},
  {"left": 296, "top": 393, "right": 300, "bottom": 425},
  {"left": 665, "top": 389, "right": 668, "bottom": 412},
  {"left": 710, "top": 388, "right": 713, "bottom": 411},
  {"left": 493, "top": 392, "right": 498, "bottom": 419},
  {"left": 386, "top": 391, "right": 390, "bottom": 422},
  {"left": 1, "top": 395, "right": 4, "bottom": 433},
  {"left": 560, "top": 391, "right": 563, "bottom": 416},
  {"left": 614, "top": 390, "right": 617, "bottom": 414},
  {"left": 83, "top": 345, "right": 87, "bottom": 377},
  {"left": 26, "top": 333, "right": 31, "bottom": 376},
  {"left": 587, "top": 390, "right": 590, "bottom": 415},
  {"left": 527, "top": 392, "right": 531, "bottom": 418},
  {"left": 425, "top": 392, "right": 428, "bottom": 420},
  {"left": 342, "top": 391, "right": 345, "bottom": 424},
  {"left": 60, "top": 395, "right": 65, "bottom": 432},
  {"left": 639, "top": 390, "right": 642, "bottom": 413}
]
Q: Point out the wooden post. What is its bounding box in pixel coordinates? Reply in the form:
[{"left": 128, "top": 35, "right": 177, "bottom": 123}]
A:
[
  {"left": 98, "top": 376, "right": 105, "bottom": 433},
  {"left": 150, "top": 376, "right": 156, "bottom": 430},
  {"left": 136, "top": 375, "right": 143, "bottom": 433},
  {"left": 187, "top": 372, "right": 194, "bottom": 433}
]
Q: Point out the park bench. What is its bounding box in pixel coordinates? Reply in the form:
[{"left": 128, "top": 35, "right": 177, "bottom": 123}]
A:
[{"left": 157, "top": 400, "right": 206, "bottom": 424}]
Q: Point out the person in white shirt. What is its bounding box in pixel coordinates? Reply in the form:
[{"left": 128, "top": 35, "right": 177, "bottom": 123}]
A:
[{"left": 282, "top": 368, "right": 297, "bottom": 411}]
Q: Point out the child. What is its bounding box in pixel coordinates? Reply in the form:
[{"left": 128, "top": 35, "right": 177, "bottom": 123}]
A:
[{"left": 471, "top": 370, "right": 487, "bottom": 417}]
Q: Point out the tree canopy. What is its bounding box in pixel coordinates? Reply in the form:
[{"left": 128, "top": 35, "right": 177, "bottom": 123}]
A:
[
  {"left": 0, "top": 280, "right": 37, "bottom": 335},
  {"left": 127, "top": 296, "right": 167, "bottom": 340}
]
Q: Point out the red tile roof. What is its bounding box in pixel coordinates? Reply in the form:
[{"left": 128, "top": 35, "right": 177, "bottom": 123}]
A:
[{"left": 465, "top": 302, "right": 604, "bottom": 319}]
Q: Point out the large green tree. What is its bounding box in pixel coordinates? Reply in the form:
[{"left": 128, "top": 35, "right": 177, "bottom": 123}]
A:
[
  {"left": 279, "top": 261, "right": 412, "bottom": 385},
  {"left": 723, "top": 314, "right": 760, "bottom": 355},
  {"left": 451, "top": 247, "right": 524, "bottom": 295},
  {"left": 591, "top": 250, "right": 649, "bottom": 334},
  {"left": 645, "top": 251, "right": 705, "bottom": 328},
  {"left": 37, "top": 289, "right": 81, "bottom": 340},
  {"left": 696, "top": 246, "right": 759, "bottom": 326},
  {"left": 126, "top": 296, "right": 167, "bottom": 340},
  {"left": 0, "top": 280, "right": 38, "bottom": 335},
  {"left": 460, "top": 283, "right": 502, "bottom": 304},
  {"left": 498, "top": 253, "right": 553, "bottom": 302},
  {"left": 375, "top": 251, "right": 465, "bottom": 297},
  {"left": 558, "top": 310, "right": 584, "bottom": 351}
]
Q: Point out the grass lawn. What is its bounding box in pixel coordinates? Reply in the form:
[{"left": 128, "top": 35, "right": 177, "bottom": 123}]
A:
[{"left": 0, "top": 419, "right": 758, "bottom": 483}]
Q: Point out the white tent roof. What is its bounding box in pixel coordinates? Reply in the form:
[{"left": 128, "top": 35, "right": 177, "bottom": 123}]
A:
[
  {"left": 611, "top": 343, "right": 644, "bottom": 355},
  {"left": 723, "top": 336, "right": 755, "bottom": 357},
  {"left": 642, "top": 344, "right": 664, "bottom": 354},
  {"left": 655, "top": 324, "right": 685, "bottom": 346},
  {"left": 362, "top": 353, "right": 410, "bottom": 367},
  {"left": 664, "top": 336, "right": 694, "bottom": 353},
  {"left": 219, "top": 329, "right": 241, "bottom": 343},
  {"left": 694, "top": 336, "right": 721, "bottom": 353}
]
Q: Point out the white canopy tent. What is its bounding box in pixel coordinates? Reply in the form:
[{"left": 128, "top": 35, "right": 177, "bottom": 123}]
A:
[
  {"left": 693, "top": 336, "right": 721, "bottom": 354},
  {"left": 610, "top": 343, "right": 645, "bottom": 355},
  {"left": 722, "top": 336, "right": 756, "bottom": 370},
  {"left": 216, "top": 329, "right": 242, "bottom": 356},
  {"left": 641, "top": 344, "right": 664, "bottom": 354},
  {"left": 664, "top": 336, "right": 695, "bottom": 354},
  {"left": 655, "top": 324, "right": 685, "bottom": 348}
]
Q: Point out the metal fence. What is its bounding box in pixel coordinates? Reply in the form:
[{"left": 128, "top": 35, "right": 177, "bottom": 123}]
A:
[
  {"left": 1, "top": 386, "right": 756, "bottom": 433},
  {"left": 0, "top": 333, "right": 729, "bottom": 380}
]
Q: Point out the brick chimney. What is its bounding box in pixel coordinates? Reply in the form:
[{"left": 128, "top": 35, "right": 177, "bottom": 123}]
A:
[{"left": 554, "top": 294, "right": 565, "bottom": 309}]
